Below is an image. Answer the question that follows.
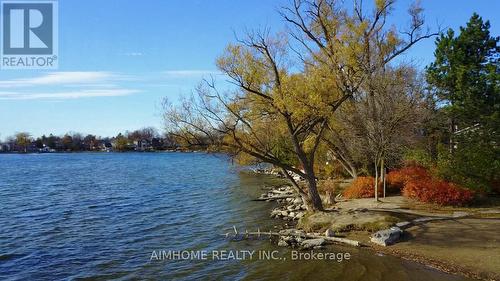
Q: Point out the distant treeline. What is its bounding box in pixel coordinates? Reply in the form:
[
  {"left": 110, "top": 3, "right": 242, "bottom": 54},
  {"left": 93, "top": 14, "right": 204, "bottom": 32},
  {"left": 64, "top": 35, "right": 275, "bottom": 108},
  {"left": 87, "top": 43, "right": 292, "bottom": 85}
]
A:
[{"left": 0, "top": 127, "right": 181, "bottom": 153}]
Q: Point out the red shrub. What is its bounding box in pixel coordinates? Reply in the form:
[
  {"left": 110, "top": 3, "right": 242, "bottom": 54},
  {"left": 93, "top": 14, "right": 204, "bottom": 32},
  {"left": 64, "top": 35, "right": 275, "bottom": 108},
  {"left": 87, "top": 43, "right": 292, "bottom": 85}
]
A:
[
  {"left": 343, "top": 177, "right": 382, "bottom": 199},
  {"left": 402, "top": 179, "right": 473, "bottom": 206},
  {"left": 386, "top": 166, "right": 431, "bottom": 190}
]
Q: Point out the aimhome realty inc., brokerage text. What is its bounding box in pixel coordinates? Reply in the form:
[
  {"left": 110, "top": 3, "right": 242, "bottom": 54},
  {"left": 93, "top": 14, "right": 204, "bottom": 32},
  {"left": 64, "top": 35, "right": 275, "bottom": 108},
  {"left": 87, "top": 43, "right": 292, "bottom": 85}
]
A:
[{"left": 150, "top": 250, "right": 351, "bottom": 262}]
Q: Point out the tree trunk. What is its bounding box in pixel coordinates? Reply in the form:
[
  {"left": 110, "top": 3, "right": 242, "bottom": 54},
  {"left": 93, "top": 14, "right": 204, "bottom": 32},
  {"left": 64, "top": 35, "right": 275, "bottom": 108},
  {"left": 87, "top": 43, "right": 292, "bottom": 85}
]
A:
[
  {"left": 281, "top": 168, "right": 314, "bottom": 212},
  {"left": 305, "top": 175, "right": 324, "bottom": 211},
  {"left": 380, "top": 158, "right": 385, "bottom": 198},
  {"left": 337, "top": 155, "right": 358, "bottom": 179},
  {"left": 374, "top": 160, "right": 379, "bottom": 201}
]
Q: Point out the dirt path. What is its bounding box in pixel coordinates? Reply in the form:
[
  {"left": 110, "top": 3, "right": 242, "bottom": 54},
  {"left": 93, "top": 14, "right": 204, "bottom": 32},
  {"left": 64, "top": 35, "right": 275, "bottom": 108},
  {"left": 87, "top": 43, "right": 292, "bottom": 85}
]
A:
[{"left": 335, "top": 197, "right": 500, "bottom": 280}]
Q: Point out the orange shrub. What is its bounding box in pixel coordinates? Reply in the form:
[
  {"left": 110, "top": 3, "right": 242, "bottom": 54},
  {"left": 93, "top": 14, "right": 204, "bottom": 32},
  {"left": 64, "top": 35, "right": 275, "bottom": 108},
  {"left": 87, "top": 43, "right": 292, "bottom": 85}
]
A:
[
  {"left": 402, "top": 179, "right": 473, "bottom": 206},
  {"left": 343, "top": 177, "right": 382, "bottom": 199},
  {"left": 386, "top": 166, "right": 431, "bottom": 190}
]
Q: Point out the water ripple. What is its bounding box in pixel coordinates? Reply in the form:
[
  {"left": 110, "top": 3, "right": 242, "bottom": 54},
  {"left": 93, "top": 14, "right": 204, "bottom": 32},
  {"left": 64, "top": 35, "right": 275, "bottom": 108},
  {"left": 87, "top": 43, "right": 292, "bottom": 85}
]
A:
[{"left": 0, "top": 153, "right": 470, "bottom": 281}]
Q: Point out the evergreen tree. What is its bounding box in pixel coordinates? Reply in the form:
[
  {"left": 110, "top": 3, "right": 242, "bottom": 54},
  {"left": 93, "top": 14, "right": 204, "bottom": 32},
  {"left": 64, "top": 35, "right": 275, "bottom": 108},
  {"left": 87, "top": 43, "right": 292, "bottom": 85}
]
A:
[{"left": 426, "top": 13, "right": 500, "bottom": 192}]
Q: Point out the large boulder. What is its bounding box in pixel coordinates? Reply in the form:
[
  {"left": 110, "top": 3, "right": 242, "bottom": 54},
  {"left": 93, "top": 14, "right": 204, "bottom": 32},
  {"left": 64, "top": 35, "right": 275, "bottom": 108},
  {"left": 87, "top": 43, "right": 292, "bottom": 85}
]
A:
[{"left": 370, "top": 227, "right": 403, "bottom": 246}]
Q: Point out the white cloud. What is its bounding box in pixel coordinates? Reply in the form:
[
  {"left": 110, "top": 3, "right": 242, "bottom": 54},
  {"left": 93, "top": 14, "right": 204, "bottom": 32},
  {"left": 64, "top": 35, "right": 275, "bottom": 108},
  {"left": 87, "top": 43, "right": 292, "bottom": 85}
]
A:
[
  {"left": 0, "top": 72, "right": 140, "bottom": 100},
  {"left": 0, "top": 71, "right": 116, "bottom": 88},
  {"left": 0, "top": 70, "right": 223, "bottom": 101},
  {"left": 0, "top": 89, "right": 140, "bottom": 100}
]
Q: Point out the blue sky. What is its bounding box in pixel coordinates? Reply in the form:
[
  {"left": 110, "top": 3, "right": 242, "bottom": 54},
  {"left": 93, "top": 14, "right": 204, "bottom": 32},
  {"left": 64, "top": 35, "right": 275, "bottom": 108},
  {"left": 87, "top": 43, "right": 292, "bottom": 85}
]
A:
[{"left": 1, "top": 0, "right": 499, "bottom": 139}]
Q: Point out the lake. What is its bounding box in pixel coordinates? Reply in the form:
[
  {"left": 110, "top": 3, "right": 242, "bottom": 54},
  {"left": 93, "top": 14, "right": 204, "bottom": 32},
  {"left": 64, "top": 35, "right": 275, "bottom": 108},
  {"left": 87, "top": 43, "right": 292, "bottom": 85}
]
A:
[{"left": 0, "top": 153, "right": 470, "bottom": 280}]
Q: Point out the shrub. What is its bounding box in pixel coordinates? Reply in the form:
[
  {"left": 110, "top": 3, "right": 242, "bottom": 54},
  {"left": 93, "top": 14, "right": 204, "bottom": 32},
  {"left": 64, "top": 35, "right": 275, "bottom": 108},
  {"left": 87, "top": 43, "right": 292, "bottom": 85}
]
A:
[
  {"left": 402, "top": 179, "right": 474, "bottom": 206},
  {"left": 403, "top": 148, "right": 433, "bottom": 168},
  {"left": 386, "top": 166, "right": 431, "bottom": 190},
  {"left": 343, "top": 177, "right": 382, "bottom": 199},
  {"left": 436, "top": 142, "right": 500, "bottom": 192}
]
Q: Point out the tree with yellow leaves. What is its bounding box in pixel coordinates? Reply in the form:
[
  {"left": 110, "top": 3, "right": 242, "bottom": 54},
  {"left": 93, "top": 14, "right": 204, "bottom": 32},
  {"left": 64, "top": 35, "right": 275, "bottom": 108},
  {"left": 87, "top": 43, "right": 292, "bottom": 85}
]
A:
[{"left": 163, "top": 0, "right": 435, "bottom": 211}]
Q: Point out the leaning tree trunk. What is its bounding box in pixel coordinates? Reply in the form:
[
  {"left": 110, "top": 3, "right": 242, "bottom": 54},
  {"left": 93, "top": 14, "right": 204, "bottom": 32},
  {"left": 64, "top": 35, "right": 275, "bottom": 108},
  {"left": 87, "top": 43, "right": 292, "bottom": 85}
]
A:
[
  {"left": 305, "top": 175, "right": 324, "bottom": 211},
  {"left": 282, "top": 168, "right": 314, "bottom": 212}
]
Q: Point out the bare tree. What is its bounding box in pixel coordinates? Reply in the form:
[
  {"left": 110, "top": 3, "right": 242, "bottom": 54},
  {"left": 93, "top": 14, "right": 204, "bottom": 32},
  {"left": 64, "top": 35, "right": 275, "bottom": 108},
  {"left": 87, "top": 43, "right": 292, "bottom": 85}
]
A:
[{"left": 280, "top": 0, "right": 438, "bottom": 180}]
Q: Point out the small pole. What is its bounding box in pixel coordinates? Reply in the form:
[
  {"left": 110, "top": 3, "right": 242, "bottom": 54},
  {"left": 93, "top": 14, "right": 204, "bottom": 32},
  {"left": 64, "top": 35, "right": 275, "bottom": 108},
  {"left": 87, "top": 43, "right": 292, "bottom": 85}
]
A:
[
  {"left": 383, "top": 167, "right": 387, "bottom": 198},
  {"left": 233, "top": 225, "right": 238, "bottom": 235}
]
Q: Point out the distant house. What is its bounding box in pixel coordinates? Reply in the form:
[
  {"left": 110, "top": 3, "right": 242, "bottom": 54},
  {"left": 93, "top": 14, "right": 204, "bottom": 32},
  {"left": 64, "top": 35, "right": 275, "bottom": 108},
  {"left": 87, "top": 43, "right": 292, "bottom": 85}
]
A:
[
  {"left": 39, "top": 145, "right": 50, "bottom": 153},
  {"left": 102, "top": 142, "right": 113, "bottom": 152},
  {"left": 135, "top": 139, "right": 152, "bottom": 151}
]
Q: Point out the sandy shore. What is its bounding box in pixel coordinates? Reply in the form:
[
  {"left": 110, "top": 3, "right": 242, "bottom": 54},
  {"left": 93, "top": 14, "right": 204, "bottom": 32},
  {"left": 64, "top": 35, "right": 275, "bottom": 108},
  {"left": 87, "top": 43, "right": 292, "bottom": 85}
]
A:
[
  {"left": 337, "top": 197, "right": 500, "bottom": 281},
  {"left": 257, "top": 173, "right": 500, "bottom": 280}
]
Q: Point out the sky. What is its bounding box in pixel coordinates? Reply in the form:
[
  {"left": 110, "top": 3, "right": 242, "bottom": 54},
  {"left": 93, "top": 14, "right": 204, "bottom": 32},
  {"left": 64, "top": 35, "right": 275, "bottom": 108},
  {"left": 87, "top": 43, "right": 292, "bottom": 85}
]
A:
[{"left": 0, "top": 0, "right": 499, "bottom": 140}]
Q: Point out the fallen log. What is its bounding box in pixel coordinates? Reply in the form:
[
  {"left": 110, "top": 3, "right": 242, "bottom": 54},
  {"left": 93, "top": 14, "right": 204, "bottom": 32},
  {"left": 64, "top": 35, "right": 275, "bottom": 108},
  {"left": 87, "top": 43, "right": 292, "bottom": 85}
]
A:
[
  {"left": 222, "top": 227, "right": 362, "bottom": 247},
  {"left": 305, "top": 234, "right": 361, "bottom": 247}
]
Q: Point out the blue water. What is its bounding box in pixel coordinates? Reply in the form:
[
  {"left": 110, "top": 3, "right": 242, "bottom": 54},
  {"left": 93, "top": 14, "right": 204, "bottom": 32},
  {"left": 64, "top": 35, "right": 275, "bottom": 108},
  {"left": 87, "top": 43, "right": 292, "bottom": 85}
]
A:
[{"left": 0, "top": 153, "right": 470, "bottom": 280}]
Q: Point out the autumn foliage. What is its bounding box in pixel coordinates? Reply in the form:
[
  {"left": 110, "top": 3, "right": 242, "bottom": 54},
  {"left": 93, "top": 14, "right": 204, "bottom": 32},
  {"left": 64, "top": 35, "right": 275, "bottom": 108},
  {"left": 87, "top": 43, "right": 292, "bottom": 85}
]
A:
[
  {"left": 343, "top": 177, "right": 382, "bottom": 199},
  {"left": 385, "top": 165, "right": 474, "bottom": 205},
  {"left": 386, "top": 166, "right": 431, "bottom": 190},
  {"left": 402, "top": 179, "right": 474, "bottom": 206},
  {"left": 345, "top": 165, "right": 474, "bottom": 205}
]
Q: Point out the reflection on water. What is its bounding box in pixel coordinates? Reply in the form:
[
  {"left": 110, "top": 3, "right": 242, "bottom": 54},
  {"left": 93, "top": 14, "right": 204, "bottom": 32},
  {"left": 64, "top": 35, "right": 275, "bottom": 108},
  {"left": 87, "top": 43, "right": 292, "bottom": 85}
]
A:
[{"left": 0, "top": 153, "right": 470, "bottom": 280}]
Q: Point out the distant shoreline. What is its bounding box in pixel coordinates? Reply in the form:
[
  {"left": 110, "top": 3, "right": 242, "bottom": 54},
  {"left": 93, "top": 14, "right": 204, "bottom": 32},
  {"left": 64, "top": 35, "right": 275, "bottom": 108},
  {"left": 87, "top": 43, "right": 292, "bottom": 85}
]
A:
[{"left": 0, "top": 150, "right": 207, "bottom": 155}]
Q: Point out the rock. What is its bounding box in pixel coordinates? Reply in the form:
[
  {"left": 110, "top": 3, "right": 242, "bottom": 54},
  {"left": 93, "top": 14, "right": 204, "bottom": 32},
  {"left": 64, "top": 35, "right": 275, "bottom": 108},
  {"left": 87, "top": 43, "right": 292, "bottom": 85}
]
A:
[
  {"left": 287, "top": 205, "right": 295, "bottom": 211},
  {"left": 271, "top": 209, "right": 282, "bottom": 217},
  {"left": 370, "top": 227, "right": 403, "bottom": 246},
  {"left": 325, "top": 229, "right": 335, "bottom": 237},
  {"left": 395, "top": 221, "right": 412, "bottom": 229},
  {"left": 289, "top": 212, "right": 296, "bottom": 217},
  {"left": 300, "top": 238, "right": 326, "bottom": 249},
  {"left": 277, "top": 240, "right": 289, "bottom": 247},
  {"left": 295, "top": 212, "right": 305, "bottom": 218},
  {"left": 281, "top": 211, "right": 289, "bottom": 217},
  {"left": 293, "top": 197, "right": 303, "bottom": 204}
]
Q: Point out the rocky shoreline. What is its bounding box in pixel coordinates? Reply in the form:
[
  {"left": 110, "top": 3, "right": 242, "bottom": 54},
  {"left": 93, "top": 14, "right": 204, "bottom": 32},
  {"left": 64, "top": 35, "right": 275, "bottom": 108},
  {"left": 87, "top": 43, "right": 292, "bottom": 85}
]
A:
[
  {"left": 253, "top": 171, "right": 363, "bottom": 250},
  {"left": 257, "top": 185, "right": 307, "bottom": 221},
  {"left": 250, "top": 169, "right": 495, "bottom": 280}
]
